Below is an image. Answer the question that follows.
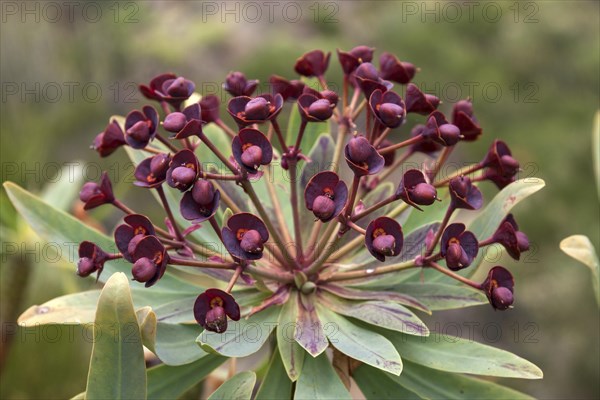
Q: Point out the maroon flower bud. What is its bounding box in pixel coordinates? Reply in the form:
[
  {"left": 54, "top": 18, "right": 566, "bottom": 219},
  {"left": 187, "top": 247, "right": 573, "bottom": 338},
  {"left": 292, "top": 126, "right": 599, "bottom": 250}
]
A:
[
  {"left": 379, "top": 52, "right": 416, "bottom": 84},
  {"left": 228, "top": 94, "right": 283, "bottom": 127},
  {"left": 192, "top": 179, "right": 216, "bottom": 206},
  {"left": 320, "top": 90, "right": 339, "bottom": 107},
  {"left": 482, "top": 266, "right": 515, "bottom": 311},
  {"left": 165, "top": 77, "right": 192, "bottom": 97},
  {"left": 404, "top": 83, "right": 439, "bottom": 115},
  {"left": 194, "top": 288, "right": 240, "bottom": 333},
  {"left": 369, "top": 89, "right": 406, "bottom": 129},
  {"left": 452, "top": 99, "right": 482, "bottom": 141},
  {"left": 305, "top": 171, "right": 348, "bottom": 222},
  {"left": 79, "top": 172, "right": 114, "bottom": 210},
  {"left": 355, "top": 62, "right": 392, "bottom": 98},
  {"left": 134, "top": 153, "right": 171, "bottom": 188},
  {"left": 139, "top": 73, "right": 194, "bottom": 108},
  {"left": 440, "top": 223, "right": 479, "bottom": 270},
  {"left": 410, "top": 123, "right": 443, "bottom": 156},
  {"left": 481, "top": 140, "right": 520, "bottom": 189},
  {"left": 295, "top": 49, "right": 331, "bottom": 77},
  {"left": 356, "top": 62, "right": 379, "bottom": 81},
  {"left": 199, "top": 95, "right": 221, "bottom": 123},
  {"left": 439, "top": 123, "right": 461, "bottom": 144},
  {"left": 449, "top": 176, "right": 483, "bottom": 210},
  {"left": 222, "top": 213, "right": 269, "bottom": 260},
  {"left": 77, "top": 241, "right": 109, "bottom": 279},
  {"left": 490, "top": 214, "right": 530, "bottom": 260},
  {"left": 163, "top": 112, "right": 188, "bottom": 132},
  {"left": 337, "top": 45, "right": 375, "bottom": 75},
  {"left": 396, "top": 169, "right": 438, "bottom": 210},
  {"left": 124, "top": 106, "right": 159, "bottom": 149},
  {"left": 139, "top": 73, "right": 177, "bottom": 102},
  {"left": 223, "top": 71, "right": 259, "bottom": 97},
  {"left": 131, "top": 235, "right": 169, "bottom": 288},
  {"left": 270, "top": 75, "right": 305, "bottom": 101},
  {"left": 181, "top": 188, "right": 220, "bottom": 223},
  {"left": 232, "top": 128, "right": 273, "bottom": 174},
  {"left": 92, "top": 120, "right": 125, "bottom": 157},
  {"left": 169, "top": 103, "right": 204, "bottom": 140},
  {"left": 166, "top": 149, "right": 199, "bottom": 191},
  {"left": 132, "top": 257, "right": 157, "bottom": 283},
  {"left": 345, "top": 136, "right": 385, "bottom": 176},
  {"left": 365, "top": 217, "right": 404, "bottom": 262},
  {"left": 114, "top": 214, "right": 157, "bottom": 262},
  {"left": 422, "top": 111, "right": 461, "bottom": 147},
  {"left": 298, "top": 94, "right": 334, "bottom": 122}
]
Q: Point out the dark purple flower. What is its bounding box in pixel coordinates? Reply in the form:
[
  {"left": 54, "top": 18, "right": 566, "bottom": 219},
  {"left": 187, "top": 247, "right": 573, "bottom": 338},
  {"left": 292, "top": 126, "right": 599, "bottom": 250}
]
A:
[
  {"left": 395, "top": 169, "right": 438, "bottom": 210},
  {"left": 232, "top": 128, "right": 273, "bottom": 174},
  {"left": 270, "top": 75, "right": 305, "bottom": 101},
  {"left": 365, "top": 217, "right": 404, "bottom": 262},
  {"left": 114, "top": 214, "right": 157, "bottom": 262},
  {"left": 481, "top": 140, "right": 520, "bottom": 189},
  {"left": 199, "top": 95, "right": 221, "bottom": 124},
  {"left": 297, "top": 94, "right": 335, "bottom": 122},
  {"left": 304, "top": 171, "right": 348, "bottom": 222},
  {"left": 410, "top": 124, "right": 443, "bottom": 156},
  {"left": 134, "top": 153, "right": 171, "bottom": 188},
  {"left": 124, "top": 106, "right": 159, "bottom": 149},
  {"left": 369, "top": 89, "right": 406, "bottom": 129},
  {"left": 449, "top": 176, "right": 483, "bottom": 210},
  {"left": 345, "top": 136, "right": 385, "bottom": 176},
  {"left": 490, "top": 214, "right": 530, "bottom": 260},
  {"left": 222, "top": 213, "right": 269, "bottom": 260},
  {"left": 354, "top": 62, "right": 393, "bottom": 99},
  {"left": 379, "top": 52, "right": 417, "bottom": 84},
  {"left": 404, "top": 83, "right": 440, "bottom": 115},
  {"left": 163, "top": 103, "right": 204, "bottom": 140},
  {"left": 452, "top": 99, "right": 482, "bottom": 141},
  {"left": 180, "top": 179, "right": 221, "bottom": 223},
  {"left": 223, "top": 71, "right": 259, "bottom": 97},
  {"left": 422, "top": 111, "right": 461, "bottom": 147},
  {"left": 166, "top": 149, "right": 199, "bottom": 191},
  {"left": 194, "top": 288, "right": 241, "bottom": 333},
  {"left": 139, "top": 73, "right": 176, "bottom": 101},
  {"left": 483, "top": 169, "right": 517, "bottom": 189},
  {"left": 77, "top": 241, "right": 109, "bottom": 278},
  {"left": 295, "top": 50, "right": 331, "bottom": 77},
  {"left": 92, "top": 120, "right": 126, "bottom": 157},
  {"left": 140, "top": 73, "right": 195, "bottom": 109},
  {"left": 79, "top": 172, "right": 114, "bottom": 210},
  {"left": 482, "top": 266, "right": 514, "bottom": 310},
  {"left": 131, "top": 235, "right": 169, "bottom": 287},
  {"left": 227, "top": 94, "right": 284, "bottom": 127},
  {"left": 440, "top": 223, "right": 479, "bottom": 270},
  {"left": 337, "top": 45, "right": 375, "bottom": 75}
]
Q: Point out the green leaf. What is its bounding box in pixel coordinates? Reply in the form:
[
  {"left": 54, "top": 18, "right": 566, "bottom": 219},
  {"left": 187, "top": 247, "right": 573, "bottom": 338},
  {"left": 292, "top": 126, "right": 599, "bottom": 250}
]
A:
[
  {"left": 393, "top": 283, "right": 488, "bottom": 310},
  {"left": 294, "top": 293, "right": 328, "bottom": 357},
  {"left": 70, "top": 392, "right": 86, "bottom": 400},
  {"left": 155, "top": 323, "right": 207, "bottom": 366},
  {"left": 84, "top": 273, "right": 146, "bottom": 400},
  {"left": 198, "top": 306, "right": 279, "bottom": 357},
  {"left": 593, "top": 110, "right": 599, "bottom": 199},
  {"left": 3, "top": 182, "right": 200, "bottom": 294},
  {"left": 356, "top": 361, "right": 534, "bottom": 400},
  {"left": 255, "top": 349, "right": 293, "bottom": 400},
  {"left": 18, "top": 290, "right": 100, "bottom": 326},
  {"left": 316, "top": 305, "right": 403, "bottom": 375},
  {"left": 207, "top": 371, "right": 256, "bottom": 400},
  {"left": 136, "top": 307, "right": 157, "bottom": 352},
  {"left": 561, "top": 235, "right": 600, "bottom": 305},
  {"left": 467, "top": 178, "right": 545, "bottom": 274},
  {"left": 401, "top": 188, "right": 449, "bottom": 233},
  {"left": 383, "top": 331, "right": 543, "bottom": 379},
  {"left": 40, "top": 162, "right": 84, "bottom": 211},
  {"left": 353, "top": 364, "right": 420, "bottom": 400},
  {"left": 294, "top": 352, "right": 351, "bottom": 400},
  {"left": 277, "top": 291, "right": 305, "bottom": 381},
  {"left": 147, "top": 355, "right": 226, "bottom": 400},
  {"left": 318, "top": 291, "right": 428, "bottom": 337}
]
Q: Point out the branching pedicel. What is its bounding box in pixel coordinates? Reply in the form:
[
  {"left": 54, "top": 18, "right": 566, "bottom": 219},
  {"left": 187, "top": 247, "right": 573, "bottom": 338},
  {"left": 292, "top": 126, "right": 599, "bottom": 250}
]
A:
[{"left": 80, "top": 46, "right": 527, "bottom": 335}]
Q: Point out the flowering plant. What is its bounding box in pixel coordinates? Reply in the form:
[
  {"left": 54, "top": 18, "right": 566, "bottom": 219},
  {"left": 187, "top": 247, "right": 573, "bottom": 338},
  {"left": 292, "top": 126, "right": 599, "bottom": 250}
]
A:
[{"left": 6, "top": 46, "right": 545, "bottom": 399}]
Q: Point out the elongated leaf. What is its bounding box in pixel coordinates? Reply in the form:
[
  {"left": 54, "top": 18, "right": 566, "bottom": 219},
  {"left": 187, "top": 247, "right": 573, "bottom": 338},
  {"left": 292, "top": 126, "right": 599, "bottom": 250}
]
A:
[
  {"left": 277, "top": 291, "right": 305, "bottom": 381},
  {"left": 294, "top": 352, "right": 351, "bottom": 400},
  {"left": 593, "top": 110, "right": 599, "bottom": 198},
  {"left": 155, "top": 323, "right": 207, "bottom": 365},
  {"left": 3, "top": 182, "right": 200, "bottom": 294},
  {"left": 318, "top": 292, "right": 428, "bottom": 337},
  {"left": 70, "top": 392, "right": 86, "bottom": 400},
  {"left": 392, "top": 283, "right": 488, "bottom": 310},
  {"left": 136, "top": 307, "right": 157, "bottom": 352},
  {"left": 208, "top": 371, "right": 256, "bottom": 400},
  {"left": 198, "top": 306, "right": 279, "bottom": 357},
  {"left": 320, "top": 284, "right": 430, "bottom": 313},
  {"left": 85, "top": 273, "right": 146, "bottom": 400},
  {"left": 356, "top": 362, "right": 534, "bottom": 400},
  {"left": 353, "top": 364, "right": 420, "bottom": 400},
  {"left": 147, "top": 355, "right": 226, "bottom": 400},
  {"left": 561, "top": 235, "right": 600, "bottom": 305},
  {"left": 383, "top": 331, "right": 543, "bottom": 379},
  {"left": 41, "top": 162, "right": 84, "bottom": 211},
  {"left": 467, "top": 178, "right": 545, "bottom": 273},
  {"left": 255, "top": 349, "right": 293, "bottom": 400},
  {"left": 18, "top": 290, "right": 100, "bottom": 326},
  {"left": 317, "top": 305, "right": 403, "bottom": 375},
  {"left": 294, "top": 293, "right": 328, "bottom": 357}
]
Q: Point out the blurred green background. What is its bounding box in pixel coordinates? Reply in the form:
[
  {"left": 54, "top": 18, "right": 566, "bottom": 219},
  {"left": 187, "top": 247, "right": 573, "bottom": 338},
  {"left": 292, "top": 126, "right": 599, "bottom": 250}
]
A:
[{"left": 1, "top": 1, "right": 598, "bottom": 398}]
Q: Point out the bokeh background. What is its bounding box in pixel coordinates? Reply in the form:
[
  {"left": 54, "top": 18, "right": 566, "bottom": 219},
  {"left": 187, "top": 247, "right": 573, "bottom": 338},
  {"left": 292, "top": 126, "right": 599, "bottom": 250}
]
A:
[{"left": 1, "top": 1, "right": 598, "bottom": 399}]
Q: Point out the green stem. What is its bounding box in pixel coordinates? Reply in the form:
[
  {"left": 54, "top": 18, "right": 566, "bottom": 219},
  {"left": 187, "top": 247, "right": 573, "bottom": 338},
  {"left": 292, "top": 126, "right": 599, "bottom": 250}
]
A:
[
  {"left": 156, "top": 186, "right": 185, "bottom": 242},
  {"left": 427, "top": 261, "right": 482, "bottom": 290},
  {"left": 325, "top": 259, "right": 418, "bottom": 282}
]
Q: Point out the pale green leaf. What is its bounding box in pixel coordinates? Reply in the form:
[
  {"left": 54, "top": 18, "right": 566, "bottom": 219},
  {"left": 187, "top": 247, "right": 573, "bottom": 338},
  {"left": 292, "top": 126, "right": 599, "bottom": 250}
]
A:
[
  {"left": 393, "top": 282, "right": 488, "bottom": 310},
  {"left": 155, "top": 323, "right": 207, "bottom": 366},
  {"left": 207, "top": 371, "right": 256, "bottom": 400},
  {"left": 84, "top": 272, "right": 146, "bottom": 400},
  {"left": 18, "top": 290, "right": 100, "bottom": 327},
  {"left": 255, "top": 349, "right": 293, "bottom": 400},
  {"left": 353, "top": 364, "right": 420, "bottom": 400},
  {"left": 560, "top": 235, "right": 600, "bottom": 305},
  {"left": 277, "top": 291, "right": 305, "bottom": 381},
  {"left": 294, "top": 352, "right": 351, "bottom": 400}
]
